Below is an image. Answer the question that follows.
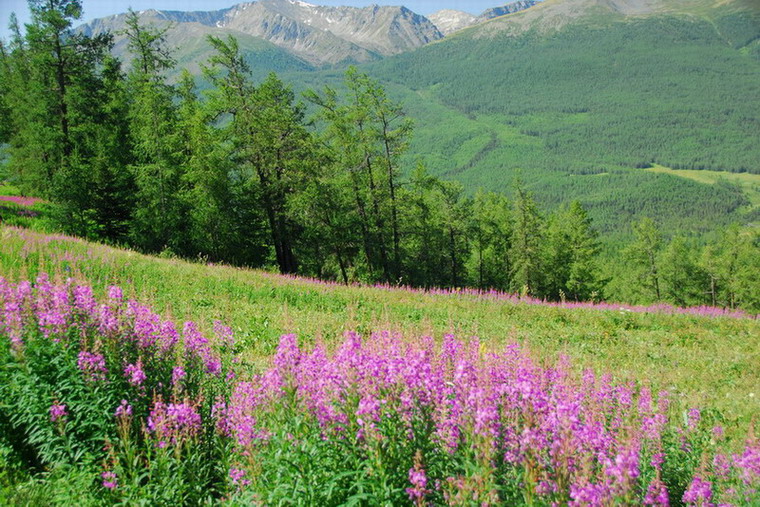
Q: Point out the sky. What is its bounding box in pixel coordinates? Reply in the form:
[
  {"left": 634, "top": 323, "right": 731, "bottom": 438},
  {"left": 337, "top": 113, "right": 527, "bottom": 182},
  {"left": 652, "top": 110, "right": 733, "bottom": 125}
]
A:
[{"left": 0, "top": 0, "right": 504, "bottom": 40}]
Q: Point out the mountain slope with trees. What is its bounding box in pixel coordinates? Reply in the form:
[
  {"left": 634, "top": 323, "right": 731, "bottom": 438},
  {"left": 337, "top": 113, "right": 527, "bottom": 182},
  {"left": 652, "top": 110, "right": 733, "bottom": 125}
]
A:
[
  {"left": 355, "top": 0, "right": 760, "bottom": 235},
  {"left": 1, "top": 0, "right": 758, "bottom": 312}
]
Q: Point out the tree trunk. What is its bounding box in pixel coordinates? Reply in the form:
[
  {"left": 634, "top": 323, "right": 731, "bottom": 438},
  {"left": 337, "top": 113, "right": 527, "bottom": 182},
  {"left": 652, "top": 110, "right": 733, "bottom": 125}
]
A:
[
  {"left": 53, "top": 32, "right": 70, "bottom": 159},
  {"left": 381, "top": 118, "right": 401, "bottom": 281}
]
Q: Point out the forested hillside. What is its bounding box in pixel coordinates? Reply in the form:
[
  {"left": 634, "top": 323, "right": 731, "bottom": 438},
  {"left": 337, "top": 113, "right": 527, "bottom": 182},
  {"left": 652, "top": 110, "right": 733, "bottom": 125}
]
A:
[
  {"left": 357, "top": 6, "right": 760, "bottom": 234},
  {"left": 1, "top": 0, "right": 759, "bottom": 311}
]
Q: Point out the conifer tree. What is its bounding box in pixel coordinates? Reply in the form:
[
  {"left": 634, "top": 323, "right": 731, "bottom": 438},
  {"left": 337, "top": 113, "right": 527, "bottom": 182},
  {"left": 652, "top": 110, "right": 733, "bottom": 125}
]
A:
[
  {"left": 509, "top": 182, "right": 543, "bottom": 296},
  {"left": 176, "top": 70, "right": 239, "bottom": 262},
  {"left": 625, "top": 217, "right": 662, "bottom": 301},
  {"left": 306, "top": 67, "right": 413, "bottom": 283},
  {"left": 123, "top": 9, "right": 185, "bottom": 252},
  {"left": 3, "top": 1, "right": 130, "bottom": 238},
  {"left": 205, "top": 35, "right": 315, "bottom": 274},
  {"left": 469, "top": 191, "right": 512, "bottom": 291},
  {"left": 564, "top": 201, "right": 603, "bottom": 301},
  {"left": 660, "top": 236, "right": 705, "bottom": 307}
]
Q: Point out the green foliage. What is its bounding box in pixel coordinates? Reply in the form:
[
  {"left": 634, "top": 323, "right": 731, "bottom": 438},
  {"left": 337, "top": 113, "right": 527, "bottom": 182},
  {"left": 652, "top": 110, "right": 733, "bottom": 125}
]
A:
[
  {"left": 660, "top": 236, "right": 707, "bottom": 307},
  {"left": 355, "top": 11, "right": 760, "bottom": 235},
  {"left": 624, "top": 218, "right": 664, "bottom": 301},
  {"left": 205, "top": 35, "right": 316, "bottom": 274},
  {"left": 306, "top": 67, "right": 415, "bottom": 283},
  {"left": 370, "top": 14, "right": 760, "bottom": 174},
  {"left": 467, "top": 190, "right": 512, "bottom": 290},
  {"left": 124, "top": 10, "right": 187, "bottom": 252},
  {"left": 0, "top": 7, "right": 757, "bottom": 312},
  {"left": 509, "top": 183, "right": 544, "bottom": 296},
  {"left": 544, "top": 201, "right": 604, "bottom": 301},
  {"left": 0, "top": 1, "right": 132, "bottom": 242}
]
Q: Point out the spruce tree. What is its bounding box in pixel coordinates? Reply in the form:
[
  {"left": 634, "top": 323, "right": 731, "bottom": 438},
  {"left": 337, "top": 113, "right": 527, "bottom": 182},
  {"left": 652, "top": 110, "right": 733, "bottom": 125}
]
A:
[
  {"left": 205, "top": 35, "right": 315, "bottom": 274},
  {"left": 660, "top": 236, "right": 705, "bottom": 307},
  {"left": 564, "top": 201, "right": 603, "bottom": 301},
  {"left": 469, "top": 190, "right": 512, "bottom": 291}
]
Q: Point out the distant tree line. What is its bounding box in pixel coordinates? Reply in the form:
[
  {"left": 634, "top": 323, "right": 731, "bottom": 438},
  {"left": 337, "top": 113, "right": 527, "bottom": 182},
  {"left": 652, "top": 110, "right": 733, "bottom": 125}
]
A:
[{"left": 0, "top": 1, "right": 758, "bottom": 311}]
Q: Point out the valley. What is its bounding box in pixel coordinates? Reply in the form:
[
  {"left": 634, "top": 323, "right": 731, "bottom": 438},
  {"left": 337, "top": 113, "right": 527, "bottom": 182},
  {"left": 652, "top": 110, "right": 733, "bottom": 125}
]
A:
[{"left": 1, "top": 0, "right": 759, "bottom": 503}]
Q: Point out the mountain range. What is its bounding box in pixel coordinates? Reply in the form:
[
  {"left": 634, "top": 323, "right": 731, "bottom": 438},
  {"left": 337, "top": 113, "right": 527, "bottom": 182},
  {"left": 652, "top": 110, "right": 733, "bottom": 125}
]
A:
[{"left": 78, "top": 0, "right": 548, "bottom": 67}]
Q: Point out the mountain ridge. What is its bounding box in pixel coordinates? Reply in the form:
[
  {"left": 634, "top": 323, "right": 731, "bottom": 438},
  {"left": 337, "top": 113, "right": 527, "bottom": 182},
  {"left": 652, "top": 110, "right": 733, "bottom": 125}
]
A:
[{"left": 78, "top": 0, "right": 443, "bottom": 66}]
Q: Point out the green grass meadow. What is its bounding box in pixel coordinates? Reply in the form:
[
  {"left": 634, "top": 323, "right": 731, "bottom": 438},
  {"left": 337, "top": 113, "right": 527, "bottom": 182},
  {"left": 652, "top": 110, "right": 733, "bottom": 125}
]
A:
[{"left": 1, "top": 226, "right": 757, "bottom": 442}]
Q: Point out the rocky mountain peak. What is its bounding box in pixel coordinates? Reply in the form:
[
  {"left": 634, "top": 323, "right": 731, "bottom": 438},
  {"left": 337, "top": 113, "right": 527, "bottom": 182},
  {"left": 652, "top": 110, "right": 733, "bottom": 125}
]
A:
[{"left": 78, "top": 0, "right": 443, "bottom": 67}]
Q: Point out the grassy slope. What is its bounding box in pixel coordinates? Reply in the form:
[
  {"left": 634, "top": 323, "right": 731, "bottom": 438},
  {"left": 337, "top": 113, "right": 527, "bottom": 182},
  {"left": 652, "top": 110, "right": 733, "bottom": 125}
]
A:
[
  {"left": 646, "top": 164, "right": 760, "bottom": 209},
  {"left": 1, "top": 226, "right": 757, "bottom": 438}
]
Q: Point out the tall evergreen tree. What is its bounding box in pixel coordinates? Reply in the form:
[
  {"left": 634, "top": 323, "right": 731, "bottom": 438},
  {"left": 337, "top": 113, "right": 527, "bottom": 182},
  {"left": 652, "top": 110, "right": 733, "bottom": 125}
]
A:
[
  {"left": 205, "top": 36, "right": 315, "bottom": 274},
  {"left": 544, "top": 201, "right": 603, "bottom": 301},
  {"left": 660, "top": 236, "right": 705, "bottom": 307},
  {"left": 123, "top": 9, "right": 185, "bottom": 252},
  {"left": 468, "top": 190, "right": 512, "bottom": 291},
  {"left": 2, "top": 1, "right": 132, "bottom": 238},
  {"left": 306, "top": 67, "right": 411, "bottom": 283},
  {"left": 400, "top": 164, "right": 470, "bottom": 288},
  {"left": 509, "top": 182, "right": 544, "bottom": 296},
  {"left": 176, "top": 70, "right": 238, "bottom": 262},
  {"left": 625, "top": 217, "right": 663, "bottom": 301}
]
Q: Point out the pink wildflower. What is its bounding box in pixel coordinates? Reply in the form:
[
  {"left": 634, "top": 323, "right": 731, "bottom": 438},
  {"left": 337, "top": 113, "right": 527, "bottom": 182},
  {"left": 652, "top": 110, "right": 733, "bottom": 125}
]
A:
[{"left": 49, "top": 402, "right": 67, "bottom": 423}]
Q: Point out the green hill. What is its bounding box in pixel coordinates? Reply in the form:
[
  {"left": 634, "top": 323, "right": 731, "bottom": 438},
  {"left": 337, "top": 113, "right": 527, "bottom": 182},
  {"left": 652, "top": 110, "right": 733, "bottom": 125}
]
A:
[{"left": 330, "top": 1, "right": 760, "bottom": 236}]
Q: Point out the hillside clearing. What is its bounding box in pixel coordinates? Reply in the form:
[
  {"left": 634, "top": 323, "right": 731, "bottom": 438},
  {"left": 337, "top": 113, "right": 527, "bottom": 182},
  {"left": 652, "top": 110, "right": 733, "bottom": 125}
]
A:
[{"left": 646, "top": 164, "right": 760, "bottom": 209}]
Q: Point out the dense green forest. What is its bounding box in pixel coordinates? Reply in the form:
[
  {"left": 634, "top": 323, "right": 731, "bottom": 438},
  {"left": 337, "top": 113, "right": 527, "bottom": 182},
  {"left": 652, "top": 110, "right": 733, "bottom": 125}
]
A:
[
  {"left": 344, "top": 8, "right": 760, "bottom": 234},
  {"left": 0, "top": 1, "right": 758, "bottom": 311},
  {"left": 371, "top": 12, "right": 760, "bottom": 173}
]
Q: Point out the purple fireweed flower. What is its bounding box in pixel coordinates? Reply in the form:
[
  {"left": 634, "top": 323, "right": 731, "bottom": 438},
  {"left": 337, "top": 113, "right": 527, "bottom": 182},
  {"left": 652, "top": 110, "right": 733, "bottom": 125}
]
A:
[
  {"left": 687, "top": 408, "right": 701, "bottom": 431},
  {"left": 97, "top": 303, "right": 120, "bottom": 336},
  {"left": 222, "top": 382, "right": 271, "bottom": 447},
  {"left": 77, "top": 351, "right": 107, "bottom": 381},
  {"left": 229, "top": 467, "right": 251, "bottom": 487},
  {"left": 183, "top": 321, "right": 208, "bottom": 354},
  {"left": 406, "top": 462, "right": 429, "bottom": 501},
  {"left": 682, "top": 476, "right": 712, "bottom": 505},
  {"left": 107, "top": 285, "right": 123, "bottom": 303},
  {"left": 734, "top": 442, "right": 760, "bottom": 485},
  {"left": 73, "top": 285, "right": 97, "bottom": 317},
  {"left": 712, "top": 453, "right": 732, "bottom": 480},
  {"left": 214, "top": 320, "right": 235, "bottom": 348},
  {"left": 639, "top": 386, "right": 653, "bottom": 414},
  {"left": 172, "top": 366, "right": 186, "bottom": 387},
  {"left": 182, "top": 321, "right": 222, "bottom": 376},
  {"left": 644, "top": 478, "right": 670, "bottom": 506},
  {"left": 49, "top": 402, "right": 67, "bottom": 423},
  {"left": 643, "top": 414, "right": 667, "bottom": 441},
  {"left": 35, "top": 277, "right": 71, "bottom": 339},
  {"left": 124, "top": 361, "right": 146, "bottom": 387},
  {"left": 115, "top": 400, "right": 132, "bottom": 418},
  {"left": 101, "top": 471, "right": 117, "bottom": 490},
  {"left": 537, "top": 479, "right": 558, "bottom": 497},
  {"left": 274, "top": 333, "right": 301, "bottom": 374},
  {"left": 569, "top": 482, "right": 609, "bottom": 506},
  {"left": 356, "top": 394, "right": 383, "bottom": 427},
  {"left": 159, "top": 320, "right": 179, "bottom": 353},
  {"left": 147, "top": 400, "right": 201, "bottom": 446},
  {"left": 206, "top": 357, "right": 222, "bottom": 376}
]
